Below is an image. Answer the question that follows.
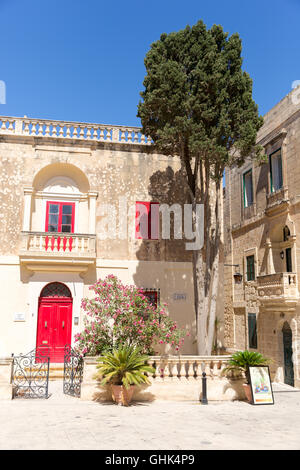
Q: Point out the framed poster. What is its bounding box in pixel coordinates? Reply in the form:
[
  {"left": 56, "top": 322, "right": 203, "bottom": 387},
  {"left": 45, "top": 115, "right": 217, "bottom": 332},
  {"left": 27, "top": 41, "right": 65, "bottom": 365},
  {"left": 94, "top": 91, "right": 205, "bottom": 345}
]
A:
[{"left": 248, "top": 365, "right": 274, "bottom": 405}]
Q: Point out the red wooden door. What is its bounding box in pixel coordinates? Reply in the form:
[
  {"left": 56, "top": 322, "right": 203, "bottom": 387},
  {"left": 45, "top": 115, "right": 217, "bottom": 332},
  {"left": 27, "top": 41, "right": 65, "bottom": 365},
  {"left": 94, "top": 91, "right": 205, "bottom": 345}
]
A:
[{"left": 36, "top": 298, "right": 72, "bottom": 363}]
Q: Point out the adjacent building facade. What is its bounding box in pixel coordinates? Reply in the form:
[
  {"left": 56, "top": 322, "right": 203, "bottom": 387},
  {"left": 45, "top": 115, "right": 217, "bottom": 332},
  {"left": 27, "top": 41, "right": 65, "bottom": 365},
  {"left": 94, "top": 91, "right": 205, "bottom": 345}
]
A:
[{"left": 224, "top": 88, "right": 300, "bottom": 388}]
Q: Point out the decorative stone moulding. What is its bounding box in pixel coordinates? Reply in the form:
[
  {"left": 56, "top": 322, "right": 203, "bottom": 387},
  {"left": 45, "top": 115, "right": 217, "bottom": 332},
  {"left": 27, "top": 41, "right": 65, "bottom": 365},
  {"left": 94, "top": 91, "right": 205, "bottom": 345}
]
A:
[{"left": 257, "top": 272, "right": 299, "bottom": 312}]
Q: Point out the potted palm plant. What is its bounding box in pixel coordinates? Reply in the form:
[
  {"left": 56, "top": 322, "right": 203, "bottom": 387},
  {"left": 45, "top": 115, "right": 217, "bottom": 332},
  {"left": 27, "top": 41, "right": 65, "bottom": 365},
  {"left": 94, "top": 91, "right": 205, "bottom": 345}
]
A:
[
  {"left": 95, "top": 346, "right": 155, "bottom": 406},
  {"left": 223, "top": 350, "right": 269, "bottom": 402}
]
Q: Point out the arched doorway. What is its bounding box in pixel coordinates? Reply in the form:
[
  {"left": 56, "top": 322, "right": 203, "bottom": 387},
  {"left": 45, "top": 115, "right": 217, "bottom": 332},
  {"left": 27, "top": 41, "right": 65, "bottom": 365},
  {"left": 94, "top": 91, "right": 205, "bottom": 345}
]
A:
[
  {"left": 36, "top": 282, "right": 73, "bottom": 363},
  {"left": 282, "top": 321, "right": 294, "bottom": 387}
]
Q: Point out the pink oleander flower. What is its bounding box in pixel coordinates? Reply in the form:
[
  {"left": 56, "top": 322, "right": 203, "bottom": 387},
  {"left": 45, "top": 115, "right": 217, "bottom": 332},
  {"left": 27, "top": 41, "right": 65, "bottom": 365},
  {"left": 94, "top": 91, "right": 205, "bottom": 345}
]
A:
[{"left": 77, "top": 275, "right": 186, "bottom": 356}]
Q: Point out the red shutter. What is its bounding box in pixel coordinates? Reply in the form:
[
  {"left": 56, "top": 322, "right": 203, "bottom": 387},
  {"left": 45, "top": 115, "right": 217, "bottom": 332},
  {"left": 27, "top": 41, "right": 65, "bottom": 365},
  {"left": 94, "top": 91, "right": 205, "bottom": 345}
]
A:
[
  {"left": 135, "top": 202, "right": 159, "bottom": 240},
  {"left": 135, "top": 201, "right": 150, "bottom": 239}
]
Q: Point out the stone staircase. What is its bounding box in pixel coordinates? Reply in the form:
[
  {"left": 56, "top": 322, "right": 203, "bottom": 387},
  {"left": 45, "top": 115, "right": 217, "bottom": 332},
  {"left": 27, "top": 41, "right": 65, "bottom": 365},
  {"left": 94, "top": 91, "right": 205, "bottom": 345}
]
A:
[
  {"left": 48, "top": 364, "right": 64, "bottom": 381},
  {"left": 12, "top": 364, "right": 65, "bottom": 381}
]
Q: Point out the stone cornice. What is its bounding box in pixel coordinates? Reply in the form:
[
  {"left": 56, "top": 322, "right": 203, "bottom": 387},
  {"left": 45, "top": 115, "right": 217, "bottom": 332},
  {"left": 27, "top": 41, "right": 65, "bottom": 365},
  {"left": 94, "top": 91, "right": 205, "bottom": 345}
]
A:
[{"left": 257, "top": 107, "right": 300, "bottom": 147}]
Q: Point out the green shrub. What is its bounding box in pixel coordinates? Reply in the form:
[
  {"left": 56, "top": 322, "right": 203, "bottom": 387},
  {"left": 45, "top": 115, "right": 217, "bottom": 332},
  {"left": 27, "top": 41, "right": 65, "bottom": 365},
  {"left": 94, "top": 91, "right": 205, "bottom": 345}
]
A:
[
  {"left": 95, "top": 346, "right": 155, "bottom": 389},
  {"left": 223, "top": 350, "right": 269, "bottom": 383}
]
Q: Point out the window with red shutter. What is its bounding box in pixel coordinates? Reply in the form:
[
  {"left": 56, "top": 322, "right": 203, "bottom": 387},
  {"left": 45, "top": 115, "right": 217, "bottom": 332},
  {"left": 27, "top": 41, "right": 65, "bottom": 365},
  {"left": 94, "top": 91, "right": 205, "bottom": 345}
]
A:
[
  {"left": 135, "top": 201, "right": 159, "bottom": 240},
  {"left": 45, "top": 201, "right": 75, "bottom": 233},
  {"left": 141, "top": 290, "right": 158, "bottom": 308}
]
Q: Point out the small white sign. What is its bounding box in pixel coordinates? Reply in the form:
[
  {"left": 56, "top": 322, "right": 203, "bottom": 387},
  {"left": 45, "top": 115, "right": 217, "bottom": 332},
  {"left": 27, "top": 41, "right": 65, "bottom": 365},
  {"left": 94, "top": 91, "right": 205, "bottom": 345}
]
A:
[
  {"left": 14, "top": 312, "right": 26, "bottom": 322},
  {"left": 173, "top": 293, "right": 187, "bottom": 301}
]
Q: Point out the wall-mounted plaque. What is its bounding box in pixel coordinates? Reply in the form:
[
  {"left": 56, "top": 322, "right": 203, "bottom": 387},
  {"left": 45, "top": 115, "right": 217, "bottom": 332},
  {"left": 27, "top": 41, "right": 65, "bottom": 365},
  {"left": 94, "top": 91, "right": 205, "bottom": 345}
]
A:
[
  {"left": 173, "top": 293, "right": 187, "bottom": 301},
  {"left": 14, "top": 312, "right": 26, "bottom": 322}
]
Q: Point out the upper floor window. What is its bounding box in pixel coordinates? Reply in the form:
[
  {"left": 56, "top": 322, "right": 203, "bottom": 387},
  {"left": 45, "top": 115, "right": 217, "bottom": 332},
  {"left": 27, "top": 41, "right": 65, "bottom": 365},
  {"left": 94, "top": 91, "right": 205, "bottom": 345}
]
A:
[
  {"left": 243, "top": 169, "right": 253, "bottom": 207},
  {"left": 135, "top": 201, "right": 159, "bottom": 240},
  {"left": 45, "top": 201, "right": 75, "bottom": 233},
  {"left": 269, "top": 149, "right": 283, "bottom": 193},
  {"left": 246, "top": 255, "right": 255, "bottom": 281}
]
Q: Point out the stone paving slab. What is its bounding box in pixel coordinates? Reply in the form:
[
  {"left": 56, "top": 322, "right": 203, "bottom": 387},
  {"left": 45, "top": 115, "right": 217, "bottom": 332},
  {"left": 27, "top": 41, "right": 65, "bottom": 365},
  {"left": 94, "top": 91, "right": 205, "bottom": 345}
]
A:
[{"left": 0, "top": 381, "right": 299, "bottom": 450}]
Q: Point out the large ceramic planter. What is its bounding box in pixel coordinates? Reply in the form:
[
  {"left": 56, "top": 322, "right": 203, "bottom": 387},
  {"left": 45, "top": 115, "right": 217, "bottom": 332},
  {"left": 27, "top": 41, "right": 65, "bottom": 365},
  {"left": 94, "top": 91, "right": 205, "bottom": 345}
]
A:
[
  {"left": 111, "top": 385, "right": 135, "bottom": 406},
  {"left": 243, "top": 383, "right": 253, "bottom": 403}
]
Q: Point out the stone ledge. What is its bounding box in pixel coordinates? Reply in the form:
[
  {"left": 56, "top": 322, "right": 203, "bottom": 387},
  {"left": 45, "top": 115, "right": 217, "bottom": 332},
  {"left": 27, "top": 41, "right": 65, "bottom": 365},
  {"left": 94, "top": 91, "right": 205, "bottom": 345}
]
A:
[
  {"left": 81, "top": 355, "right": 245, "bottom": 402},
  {"left": 0, "top": 357, "right": 13, "bottom": 400}
]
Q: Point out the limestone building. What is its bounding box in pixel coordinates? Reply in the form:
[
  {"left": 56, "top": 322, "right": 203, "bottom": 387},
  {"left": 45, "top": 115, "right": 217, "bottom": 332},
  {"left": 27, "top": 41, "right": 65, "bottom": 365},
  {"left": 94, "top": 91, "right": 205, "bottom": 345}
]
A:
[
  {"left": 0, "top": 115, "right": 225, "bottom": 360},
  {"left": 224, "top": 88, "right": 300, "bottom": 388}
]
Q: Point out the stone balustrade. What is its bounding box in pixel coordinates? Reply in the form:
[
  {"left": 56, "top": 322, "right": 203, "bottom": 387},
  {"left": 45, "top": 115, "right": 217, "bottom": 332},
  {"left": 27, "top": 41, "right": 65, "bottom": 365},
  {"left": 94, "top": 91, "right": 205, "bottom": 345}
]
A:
[
  {"left": 257, "top": 272, "right": 299, "bottom": 311},
  {"left": 81, "top": 355, "right": 245, "bottom": 402},
  {"left": 19, "top": 232, "right": 97, "bottom": 272},
  {"left": 146, "top": 355, "right": 230, "bottom": 378},
  {"left": 20, "top": 231, "right": 96, "bottom": 256},
  {"left": 0, "top": 116, "right": 151, "bottom": 146}
]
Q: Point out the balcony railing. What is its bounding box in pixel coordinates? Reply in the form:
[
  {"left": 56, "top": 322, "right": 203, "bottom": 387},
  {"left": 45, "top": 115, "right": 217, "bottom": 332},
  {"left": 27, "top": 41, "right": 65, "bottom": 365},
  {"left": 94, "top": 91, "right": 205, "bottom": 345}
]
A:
[
  {"left": 19, "top": 232, "right": 96, "bottom": 272},
  {"left": 266, "top": 187, "right": 289, "bottom": 216},
  {"left": 0, "top": 116, "right": 151, "bottom": 146},
  {"left": 257, "top": 272, "right": 299, "bottom": 311}
]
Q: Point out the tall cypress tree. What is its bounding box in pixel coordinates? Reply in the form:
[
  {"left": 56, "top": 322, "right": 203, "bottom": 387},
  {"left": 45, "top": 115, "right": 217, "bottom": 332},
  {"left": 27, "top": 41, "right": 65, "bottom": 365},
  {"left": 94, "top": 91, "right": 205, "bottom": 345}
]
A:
[{"left": 138, "top": 20, "right": 263, "bottom": 354}]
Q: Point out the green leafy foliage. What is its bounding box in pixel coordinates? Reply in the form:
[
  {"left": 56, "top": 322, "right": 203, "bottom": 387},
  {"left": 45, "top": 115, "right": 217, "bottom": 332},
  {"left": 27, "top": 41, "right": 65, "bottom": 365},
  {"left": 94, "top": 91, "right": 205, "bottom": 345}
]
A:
[
  {"left": 95, "top": 346, "right": 155, "bottom": 389},
  {"left": 223, "top": 350, "right": 270, "bottom": 383},
  {"left": 75, "top": 275, "right": 187, "bottom": 356},
  {"left": 138, "top": 20, "right": 264, "bottom": 182},
  {"left": 138, "top": 20, "right": 264, "bottom": 355}
]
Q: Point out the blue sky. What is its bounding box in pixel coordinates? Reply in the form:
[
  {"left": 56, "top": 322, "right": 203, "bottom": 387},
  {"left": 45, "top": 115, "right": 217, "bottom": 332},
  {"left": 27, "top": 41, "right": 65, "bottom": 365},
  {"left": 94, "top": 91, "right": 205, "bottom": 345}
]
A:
[{"left": 0, "top": 0, "right": 299, "bottom": 126}]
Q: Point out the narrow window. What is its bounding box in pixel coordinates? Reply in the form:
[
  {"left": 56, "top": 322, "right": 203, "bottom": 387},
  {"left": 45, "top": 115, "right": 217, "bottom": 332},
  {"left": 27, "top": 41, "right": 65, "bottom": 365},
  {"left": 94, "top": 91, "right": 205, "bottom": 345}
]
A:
[
  {"left": 283, "top": 226, "right": 290, "bottom": 242},
  {"left": 270, "top": 149, "right": 283, "bottom": 193},
  {"left": 246, "top": 255, "right": 255, "bottom": 281},
  {"left": 248, "top": 313, "right": 257, "bottom": 349},
  {"left": 286, "top": 248, "right": 292, "bottom": 273},
  {"left": 45, "top": 202, "right": 75, "bottom": 233},
  {"left": 243, "top": 170, "right": 253, "bottom": 207},
  {"left": 135, "top": 202, "right": 159, "bottom": 240}
]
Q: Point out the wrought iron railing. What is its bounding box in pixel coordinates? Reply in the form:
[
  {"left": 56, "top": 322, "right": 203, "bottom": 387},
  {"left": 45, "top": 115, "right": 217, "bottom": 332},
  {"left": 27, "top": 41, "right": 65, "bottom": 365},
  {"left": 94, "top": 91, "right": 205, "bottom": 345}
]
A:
[
  {"left": 63, "top": 345, "right": 84, "bottom": 398},
  {"left": 12, "top": 347, "right": 50, "bottom": 399}
]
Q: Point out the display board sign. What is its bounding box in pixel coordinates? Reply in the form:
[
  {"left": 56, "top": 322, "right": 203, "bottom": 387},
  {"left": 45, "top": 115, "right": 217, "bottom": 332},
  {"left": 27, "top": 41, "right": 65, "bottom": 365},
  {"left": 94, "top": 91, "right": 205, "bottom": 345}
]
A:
[{"left": 249, "top": 366, "right": 274, "bottom": 405}]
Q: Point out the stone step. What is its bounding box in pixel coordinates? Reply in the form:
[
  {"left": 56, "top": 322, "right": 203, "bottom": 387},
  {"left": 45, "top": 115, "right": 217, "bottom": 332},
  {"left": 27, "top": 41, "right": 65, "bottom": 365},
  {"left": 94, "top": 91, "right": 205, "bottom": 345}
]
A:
[
  {"left": 12, "top": 364, "right": 66, "bottom": 381},
  {"left": 49, "top": 366, "right": 64, "bottom": 380}
]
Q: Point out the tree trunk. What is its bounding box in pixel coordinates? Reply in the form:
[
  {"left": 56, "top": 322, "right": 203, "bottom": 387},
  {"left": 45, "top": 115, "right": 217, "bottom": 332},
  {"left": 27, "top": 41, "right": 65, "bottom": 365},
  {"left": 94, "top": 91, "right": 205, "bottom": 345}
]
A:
[{"left": 193, "top": 177, "right": 221, "bottom": 355}]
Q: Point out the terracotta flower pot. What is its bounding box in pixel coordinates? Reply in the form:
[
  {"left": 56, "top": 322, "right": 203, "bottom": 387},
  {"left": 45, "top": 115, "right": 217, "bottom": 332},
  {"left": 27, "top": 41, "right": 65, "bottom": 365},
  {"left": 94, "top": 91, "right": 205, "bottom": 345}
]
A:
[
  {"left": 111, "top": 385, "right": 135, "bottom": 406},
  {"left": 243, "top": 383, "right": 253, "bottom": 403}
]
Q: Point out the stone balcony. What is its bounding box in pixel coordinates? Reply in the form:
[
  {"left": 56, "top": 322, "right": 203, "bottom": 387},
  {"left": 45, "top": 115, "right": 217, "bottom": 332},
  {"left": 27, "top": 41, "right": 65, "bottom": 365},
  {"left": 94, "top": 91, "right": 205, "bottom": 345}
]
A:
[
  {"left": 257, "top": 272, "right": 299, "bottom": 312},
  {"left": 19, "top": 232, "right": 96, "bottom": 274},
  {"left": 0, "top": 116, "right": 151, "bottom": 146},
  {"left": 265, "top": 187, "right": 289, "bottom": 216}
]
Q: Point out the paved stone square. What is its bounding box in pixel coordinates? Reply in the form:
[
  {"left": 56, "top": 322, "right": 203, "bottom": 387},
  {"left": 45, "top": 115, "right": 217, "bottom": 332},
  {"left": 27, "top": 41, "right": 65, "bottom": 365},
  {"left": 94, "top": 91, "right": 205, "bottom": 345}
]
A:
[{"left": 0, "top": 382, "right": 299, "bottom": 450}]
